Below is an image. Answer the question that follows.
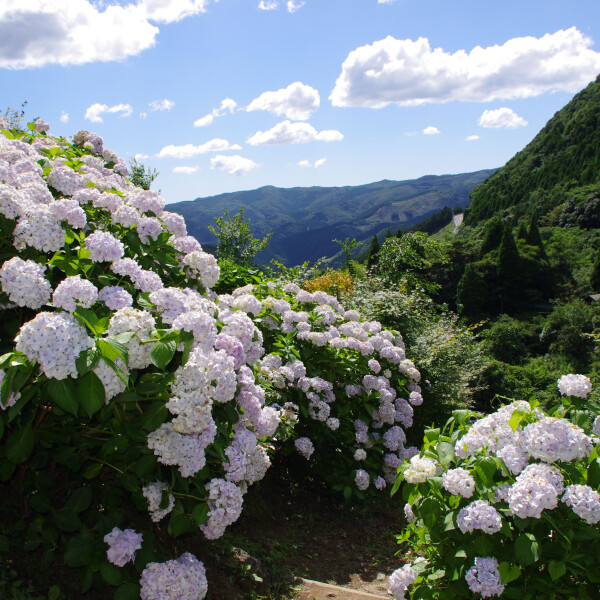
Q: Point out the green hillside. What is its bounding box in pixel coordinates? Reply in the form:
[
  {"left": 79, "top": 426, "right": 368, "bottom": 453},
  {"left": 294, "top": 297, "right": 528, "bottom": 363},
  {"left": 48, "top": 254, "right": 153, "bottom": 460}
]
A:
[
  {"left": 169, "top": 170, "right": 493, "bottom": 265},
  {"left": 467, "top": 74, "right": 600, "bottom": 223}
]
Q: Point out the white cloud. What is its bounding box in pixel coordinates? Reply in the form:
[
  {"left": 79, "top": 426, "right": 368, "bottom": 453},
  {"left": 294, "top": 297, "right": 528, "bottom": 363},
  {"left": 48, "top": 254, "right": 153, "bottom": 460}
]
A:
[
  {"left": 149, "top": 98, "right": 175, "bottom": 111},
  {"left": 139, "top": 0, "right": 208, "bottom": 23},
  {"left": 466, "top": 135, "right": 480, "bottom": 141},
  {"left": 157, "top": 139, "right": 241, "bottom": 158},
  {"left": 378, "top": 0, "right": 395, "bottom": 3},
  {"left": 287, "top": 0, "right": 305, "bottom": 13},
  {"left": 59, "top": 112, "right": 69, "bottom": 123},
  {"left": 139, "top": 112, "right": 148, "bottom": 119},
  {"left": 298, "top": 158, "right": 326, "bottom": 168},
  {"left": 258, "top": 0, "right": 278, "bottom": 9},
  {"left": 330, "top": 28, "right": 600, "bottom": 108},
  {"left": 247, "top": 120, "right": 343, "bottom": 146},
  {"left": 423, "top": 126, "right": 440, "bottom": 135},
  {"left": 478, "top": 107, "right": 528, "bottom": 129},
  {"left": 403, "top": 131, "right": 417, "bottom": 137},
  {"left": 0, "top": 0, "right": 212, "bottom": 69},
  {"left": 0, "top": 0, "right": 158, "bottom": 69},
  {"left": 85, "top": 103, "right": 132, "bottom": 123},
  {"left": 210, "top": 155, "right": 259, "bottom": 176},
  {"left": 135, "top": 153, "right": 150, "bottom": 159},
  {"left": 246, "top": 82, "right": 320, "bottom": 121},
  {"left": 173, "top": 165, "right": 199, "bottom": 174},
  {"left": 194, "top": 97, "right": 237, "bottom": 127}
]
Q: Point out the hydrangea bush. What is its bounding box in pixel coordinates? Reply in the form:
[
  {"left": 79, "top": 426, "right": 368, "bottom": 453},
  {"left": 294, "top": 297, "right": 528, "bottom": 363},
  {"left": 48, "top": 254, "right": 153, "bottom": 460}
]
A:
[
  {"left": 0, "top": 119, "right": 423, "bottom": 598},
  {"left": 389, "top": 374, "right": 600, "bottom": 599}
]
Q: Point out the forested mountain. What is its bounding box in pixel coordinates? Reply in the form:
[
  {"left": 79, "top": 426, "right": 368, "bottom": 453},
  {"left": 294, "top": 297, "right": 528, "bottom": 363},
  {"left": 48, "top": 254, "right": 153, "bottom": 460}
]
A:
[
  {"left": 466, "top": 74, "right": 600, "bottom": 223},
  {"left": 169, "top": 170, "right": 493, "bottom": 265}
]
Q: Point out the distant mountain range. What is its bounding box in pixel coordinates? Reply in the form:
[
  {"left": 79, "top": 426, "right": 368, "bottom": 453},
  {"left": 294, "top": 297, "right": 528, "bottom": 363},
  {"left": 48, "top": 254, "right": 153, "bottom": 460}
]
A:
[{"left": 169, "top": 170, "right": 495, "bottom": 265}]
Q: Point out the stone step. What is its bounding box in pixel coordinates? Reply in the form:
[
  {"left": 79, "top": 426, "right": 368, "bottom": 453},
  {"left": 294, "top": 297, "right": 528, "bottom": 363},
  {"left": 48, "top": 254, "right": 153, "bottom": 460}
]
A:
[{"left": 294, "top": 578, "right": 389, "bottom": 600}]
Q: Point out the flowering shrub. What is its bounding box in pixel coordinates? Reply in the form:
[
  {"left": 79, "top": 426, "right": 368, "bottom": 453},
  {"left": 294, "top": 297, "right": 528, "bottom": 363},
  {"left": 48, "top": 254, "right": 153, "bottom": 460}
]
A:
[
  {"left": 389, "top": 374, "right": 600, "bottom": 599},
  {"left": 0, "top": 119, "right": 423, "bottom": 598},
  {"left": 303, "top": 269, "right": 355, "bottom": 298}
]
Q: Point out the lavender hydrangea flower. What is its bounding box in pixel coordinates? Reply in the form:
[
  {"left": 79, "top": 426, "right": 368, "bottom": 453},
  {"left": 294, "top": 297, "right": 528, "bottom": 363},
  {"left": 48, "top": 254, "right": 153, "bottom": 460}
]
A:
[
  {"left": 140, "top": 553, "right": 207, "bottom": 600},
  {"left": 388, "top": 564, "right": 417, "bottom": 600},
  {"left": 465, "top": 557, "right": 505, "bottom": 598},
  {"left": 104, "top": 527, "right": 143, "bottom": 567}
]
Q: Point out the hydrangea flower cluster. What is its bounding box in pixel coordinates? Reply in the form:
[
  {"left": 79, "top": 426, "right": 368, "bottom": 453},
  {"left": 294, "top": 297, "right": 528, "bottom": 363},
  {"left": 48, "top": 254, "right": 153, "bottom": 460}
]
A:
[
  {"left": 394, "top": 377, "right": 599, "bottom": 600},
  {"left": 103, "top": 527, "right": 143, "bottom": 567},
  {"left": 140, "top": 553, "right": 207, "bottom": 600}
]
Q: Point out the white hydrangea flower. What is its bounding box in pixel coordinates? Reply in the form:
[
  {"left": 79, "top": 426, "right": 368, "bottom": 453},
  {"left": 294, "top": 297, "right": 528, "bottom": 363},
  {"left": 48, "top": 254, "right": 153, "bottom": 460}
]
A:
[
  {"left": 442, "top": 467, "right": 475, "bottom": 498},
  {"left": 562, "top": 484, "right": 600, "bottom": 524},
  {"left": 15, "top": 312, "right": 93, "bottom": 380},
  {"left": 0, "top": 257, "right": 51, "bottom": 309},
  {"left": 404, "top": 455, "right": 438, "bottom": 484},
  {"left": 142, "top": 481, "right": 175, "bottom": 523},
  {"left": 388, "top": 564, "right": 417, "bottom": 600},
  {"left": 52, "top": 275, "right": 98, "bottom": 313},
  {"left": 457, "top": 500, "right": 502, "bottom": 534},
  {"left": 557, "top": 373, "right": 592, "bottom": 398},
  {"left": 465, "top": 557, "right": 505, "bottom": 598}
]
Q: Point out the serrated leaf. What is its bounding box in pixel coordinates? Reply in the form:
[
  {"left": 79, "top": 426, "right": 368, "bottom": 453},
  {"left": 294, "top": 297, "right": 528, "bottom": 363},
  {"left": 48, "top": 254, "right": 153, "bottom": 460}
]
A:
[
  {"left": 515, "top": 533, "right": 540, "bottom": 566},
  {"left": 437, "top": 441, "right": 455, "bottom": 466},
  {"left": 548, "top": 560, "right": 566, "bottom": 581},
  {"left": 587, "top": 458, "right": 600, "bottom": 489},
  {"left": 76, "top": 347, "right": 101, "bottom": 376},
  {"left": 47, "top": 378, "right": 79, "bottom": 417},
  {"left": 83, "top": 461, "right": 103, "bottom": 479},
  {"left": 150, "top": 339, "right": 177, "bottom": 370},
  {"left": 140, "top": 402, "right": 168, "bottom": 431},
  {"left": 66, "top": 487, "right": 92, "bottom": 513},
  {"left": 419, "top": 497, "right": 442, "bottom": 529},
  {"left": 6, "top": 423, "right": 35, "bottom": 463},
  {"left": 115, "top": 583, "right": 141, "bottom": 600},
  {"left": 78, "top": 371, "right": 105, "bottom": 417},
  {"left": 99, "top": 337, "right": 129, "bottom": 363},
  {"left": 100, "top": 562, "right": 123, "bottom": 586},
  {"left": 498, "top": 561, "right": 521, "bottom": 584},
  {"left": 64, "top": 530, "right": 95, "bottom": 567},
  {"left": 192, "top": 502, "right": 210, "bottom": 525},
  {"left": 169, "top": 513, "right": 192, "bottom": 537}
]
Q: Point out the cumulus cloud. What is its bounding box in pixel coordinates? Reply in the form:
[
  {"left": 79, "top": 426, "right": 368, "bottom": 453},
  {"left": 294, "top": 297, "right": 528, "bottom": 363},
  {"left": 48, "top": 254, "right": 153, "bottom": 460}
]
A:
[
  {"left": 85, "top": 103, "right": 132, "bottom": 123},
  {"left": 330, "top": 28, "right": 600, "bottom": 108},
  {"left": 194, "top": 98, "right": 238, "bottom": 127},
  {"left": 287, "top": 0, "right": 305, "bottom": 12},
  {"left": 149, "top": 99, "right": 175, "bottom": 111},
  {"left": 246, "top": 82, "right": 320, "bottom": 121},
  {"left": 478, "top": 107, "right": 528, "bottom": 129},
  {"left": 59, "top": 112, "right": 69, "bottom": 123},
  {"left": 173, "top": 166, "right": 199, "bottom": 174},
  {"left": 157, "top": 139, "right": 242, "bottom": 158},
  {"left": 0, "top": 0, "right": 210, "bottom": 69},
  {"left": 298, "top": 158, "right": 326, "bottom": 168},
  {"left": 0, "top": 0, "right": 158, "bottom": 69},
  {"left": 258, "top": 0, "right": 278, "bottom": 9},
  {"left": 140, "top": 0, "right": 208, "bottom": 23},
  {"left": 466, "top": 135, "right": 480, "bottom": 141},
  {"left": 135, "top": 153, "right": 150, "bottom": 159},
  {"left": 423, "top": 126, "right": 440, "bottom": 135},
  {"left": 210, "top": 155, "right": 259, "bottom": 176},
  {"left": 247, "top": 120, "right": 343, "bottom": 145}
]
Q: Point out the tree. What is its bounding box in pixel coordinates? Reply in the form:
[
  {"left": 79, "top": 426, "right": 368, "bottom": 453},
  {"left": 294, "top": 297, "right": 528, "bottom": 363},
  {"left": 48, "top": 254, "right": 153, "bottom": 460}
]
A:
[
  {"left": 479, "top": 217, "right": 504, "bottom": 257},
  {"left": 456, "top": 262, "right": 488, "bottom": 320},
  {"left": 209, "top": 208, "right": 271, "bottom": 266},
  {"left": 333, "top": 237, "right": 358, "bottom": 276},
  {"left": 129, "top": 158, "right": 159, "bottom": 191},
  {"left": 591, "top": 244, "right": 600, "bottom": 291},
  {"left": 496, "top": 224, "right": 521, "bottom": 312},
  {"left": 525, "top": 214, "right": 546, "bottom": 256},
  {"left": 366, "top": 234, "right": 380, "bottom": 270}
]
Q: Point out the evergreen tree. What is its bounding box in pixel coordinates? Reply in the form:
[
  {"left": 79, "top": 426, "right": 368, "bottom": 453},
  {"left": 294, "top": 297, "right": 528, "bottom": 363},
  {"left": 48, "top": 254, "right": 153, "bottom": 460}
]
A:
[
  {"left": 516, "top": 222, "right": 528, "bottom": 240},
  {"left": 366, "top": 234, "right": 380, "bottom": 270},
  {"left": 591, "top": 245, "right": 600, "bottom": 291},
  {"left": 386, "top": 228, "right": 393, "bottom": 240},
  {"left": 497, "top": 224, "right": 521, "bottom": 312},
  {"left": 479, "top": 217, "right": 504, "bottom": 257},
  {"left": 525, "top": 214, "right": 545, "bottom": 250},
  {"left": 457, "top": 262, "right": 487, "bottom": 321}
]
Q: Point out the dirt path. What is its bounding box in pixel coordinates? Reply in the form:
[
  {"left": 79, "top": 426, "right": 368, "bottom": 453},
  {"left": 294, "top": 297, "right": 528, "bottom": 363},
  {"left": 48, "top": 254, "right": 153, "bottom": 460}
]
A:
[
  {"left": 453, "top": 213, "right": 463, "bottom": 233},
  {"left": 294, "top": 577, "right": 389, "bottom": 599}
]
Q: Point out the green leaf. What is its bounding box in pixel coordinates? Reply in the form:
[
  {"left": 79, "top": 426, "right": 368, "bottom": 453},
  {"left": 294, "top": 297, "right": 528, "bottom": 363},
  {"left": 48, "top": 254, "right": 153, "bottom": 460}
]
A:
[
  {"left": 66, "top": 487, "right": 92, "bottom": 513},
  {"left": 78, "top": 371, "right": 105, "bottom": 417},
  {"left": 47, "top": 379, "right": 79, "bottom": 417},
  {"left": 475, "top": 456, "right": 497, "bottom": 487},
  {"left": 419, "top": 497, "right": 442, "bottom": 529},
  {"left": 548, "top": 560, "right": 566, "bottom": 582},
  {"left": 192, "top": 503, "right": 210, "bottom": 525},
  {"left": 100, "top": 562, "right": 123, "bottom": 586},
  {"left": 5, "top": 423, "right": 35, "bottom": 463},
  {"left": 98, "top": 337, "right": 129, "bottom": 363},
  {"left": 48, "top": 586, "right": 61, "bottom": 600},
  {"left": 83, "top": 462, "right": 103, "bottom": 479},
  {"left": 64, "top": 530, "right": 95, "bottom": 567},
  {"left": 114, "top": 583, "right": 141, "bottom": 600},
  {"left": 140, "top": 402, "right": 168, "bottom": 432},
  {"left": 587, "top": 459, "right": 600, "bottom": 489},
  {"left": 498, "top": 561, "right": 521, "bottom": 584},
  {"left": 514, "top": 533, "right": 540, "bottom": 566},
  {"left": 53, "top": 508, "right": 81, "bottom": 532},
  {"left": 150, "top": 339, "right": 177, "bottom": 369},
  {"left": 30, "top": 493, "right": 52, "bottom": 513},
  {"left": 76, "top": 347, "right": 101, "bottom": 375},
  {"left": 169, "top": 513, "right": 193, "bottom": 537},
  {"left": 0, "top": 367, "right": 17, "bottom": 408},
  {"left": 74, "top": 306, "right": 100, "bottom": 334},
  {"left": 437, "top": 441, "right": 455, "bottom": 466}
]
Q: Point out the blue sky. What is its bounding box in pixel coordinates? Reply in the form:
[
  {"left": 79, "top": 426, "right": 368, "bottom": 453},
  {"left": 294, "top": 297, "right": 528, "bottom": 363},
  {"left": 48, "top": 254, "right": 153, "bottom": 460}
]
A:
[{"left": 2, "top": 0, "right": 600, "bottom": 204}]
